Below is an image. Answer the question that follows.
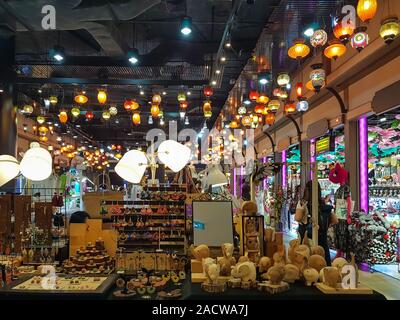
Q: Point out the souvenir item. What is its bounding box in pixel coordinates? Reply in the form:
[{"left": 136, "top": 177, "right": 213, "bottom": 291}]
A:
[
  {"left": 258, "top": 256, "right": 272, "bottom": 273},
  {"left": 283, "top": 264, "right": 300, "bottom": 283},
  {"left": 332, "top": 257, "right": 348, "bottom": 273},
  {"left": 308, "top": 255, "right": 327, "bottom": 272},
  {"left": 242, "top": 201, "right": 258, "bottom": 216},
  {"left": 238, "top": 256, "right": 249, "bottom": 263},
  {"left": 311, "top": 245, "right": 325, "bottom": 257},
  {"left": 273, "top": 251, "right": 286, "bottom": 267},
  {"left": 218, "top": 243, "right": 236, "bottom": 276},
  {"left": 303, "top": 267, "right": 319, "bottom": 286},
  {"left": 231, "top": 261, "right": 257, "bottom": 283},
  {"left": 265, "top": 265, "right": 285, "bottom": 285},
  {"left": 191, "top": 244, "right": 210, "bottom": 261},
  {"left": 323, "top": 267, "right": 341, "bottom": 288}
]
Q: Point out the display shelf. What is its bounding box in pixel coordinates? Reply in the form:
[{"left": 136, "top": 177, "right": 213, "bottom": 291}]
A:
[
  {"left": 112, "top": 213, "right": 185, "bottom": 218},
  {"left": 116, "top": 228, "right": 184, "bottom": 232},
  {"left": 102, "top": 200, "right": 186, "bottom": 205}
]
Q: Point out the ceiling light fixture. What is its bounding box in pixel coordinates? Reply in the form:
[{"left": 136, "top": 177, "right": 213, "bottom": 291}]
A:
[
  {"left": 180, "top": 16, "right": 192, "bottom": 36},
  {"left": 51, "top": 45, "right": 65, "bottom": 61},
  {"left": 128, "top": 48, "right": 139, "bottom": 64}
]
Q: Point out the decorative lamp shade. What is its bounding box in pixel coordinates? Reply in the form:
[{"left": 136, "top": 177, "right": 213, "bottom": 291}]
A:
[
  {"left": 207, "top": 164, "right": 227, "bottom": 187},
  {"left": 151, "top": 104, "right": 160, "bottom": 118},
  {"left": 152, "top": 94, "right": 162, "bottom": 104},
  {"left": 0, "top": 155, "right": 20, "bottom": 187},
  {"left": 158, "top": 109, "right": 164, "bottom": 118},
  {"left": 20, "top": 146, "right": 52, "bottom": 181},
  {"left": 203, "top": 101, "right": 212, "bottom": 118},
  {"left": 177, "top": 93, "right": 186, "bottom": 102},
  {"left": 229, "top": 120, "right": 239, "bottom": 129},
  {"left": 273, "top": 88, "right": 281, "bottom": 97},
  {"left": 74, "top": 92, "right": 88, "bottom": 104},
  {"left": 97, "top": 90, "right": 107, "bottom": 104},
  {"left": 333, "top": 16, "right": 355, "bottom": 43},
  {"left": 265, "top": 112, "right": 276, "bottom": 125},
  {"left": 109, "top": 106, "right": 118, "bottom": 116},
  {"left": 254, "top": 104, "right": 264, "bottom": 114},
  {"left": 132, "top": 112, "right": 141, "bottom": 125},
  {"left": 249, "top": 91, "right": 259, "bottom": 101},
  {"left": 71, "top": 107, "right": 80, "bottom": 117},
  {"left": 252, "top": 114, "right": 259, "bottom": 123},
  {"left": 38, "top": 125, "right": 48, "bottom": 134},
  {"left": 39, "top": 136, "right": 48, "bottom": 142},
  {"left": 279, "top": 90, "right": 288, "bottom": 99},
  {"left": 351, "top": 27, "right": 369, "bottom": 52},
  {"left": 124, "top": 99, "right": 133, "bottom": 111},
  {"left": 256, "top": 93, "right": 269, "bottom": 104},
  {"left": 310, "top": 64, "right": 326, "bottom": 92},
  {"left": 49, "top": 96, "right": 58, "bottom": 105},
  {"left": 58, "top": 111, "right": 68, "bottom": 124},
  {"left": 357, "top": 0, "right": 377, "bottom": 23},
  {"left": 277, "top": 73, "right": 290, "bottom": 86},
  {"left": 23, "top": 105, "right": 34, "bottom": 115},
  {"left": 284, "top": 102, "right": 296, "bottom": 114},
  {"left": 115, "top": 150, "right": 148, "bottom": 183},
  {"left": 158, "top": 140, "right": 191, "bottom": 172},
  {"left": 238, "top": 106, "right": 246, "bottom": 115},
  {"left": 268, "top": 100, "right": 280, "bottom": 112},
  {"left": 288, "top": 39, "right": 310, "bottom": 60},
  {"left": 241, "top": 115, "right": 252, "bottom": 127},
  {"left": 380, "top": 17, "right": 400, "bottom": 44},
  {"left": 102, "top": 110, "right": 111, "bottom": 120},
  {"left": 296, "top": 100, "right": 309, "bottom": 112},
  {"left": 130, "top": 100, "right": 139, "bottom": 110},
  {"left": 296, "top": 82, "right": 303, "bottom": 98},
  {"left": 85, "top": 111, "right": 94, "bottom": 120},
  {"left": 310, "top": 29, "right": 328, "bottom": 47},
  {"left": 37, "top": 116, "right": 45, "bottom": 124},
  {"left": 180, "top": 101, "right": 188, "bottom": 109},
  {"left": 324, "top": 40, "right": 347, "bottom": 60},
  {"left": 203, "top": 86, "right": 213, "bottom": 97}
]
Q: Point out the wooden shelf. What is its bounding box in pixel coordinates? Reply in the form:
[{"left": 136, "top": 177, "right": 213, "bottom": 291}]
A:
[
  {"left": 117, "top": 227, "right": 184, "bottom": 232},
  {"left": 112, "top": 213, "right": 185, "bottom": 218}
]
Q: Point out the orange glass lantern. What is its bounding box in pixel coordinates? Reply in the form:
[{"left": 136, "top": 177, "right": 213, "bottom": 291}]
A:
[
  {"left": 254, "top": 104, "right": 264, "bottom": 114},
  {"left": 180, "top": 101, "right": 188, "bottom": 109},
  {"left": 229, "top": 120, "right": 239, "bottom": 129},
  {"left": 132, "top": 112, "right": 141, "bottom": 125},
  {"left": 39, "top": 136, "right": 49, "bottom": 142},
  {"left": 256, "top": 93, "right": 269, "bottom": 104},
  {"left": 324, "top": 39, "right": 347, "bottom": 60},
  {"left": 85, "top": 111, "right": 94, "bottom": 120},
  {"left": 241, "top": 115, "right": 252, "bottom": 127},
  {"left": 333, "top": 15, "right": 355, "bottom": 43},
  {"left": 288, "top": 39, "right": 310, "bottom": 60},
  {"left": 357, "top": 0, "right": 377, "bottom": 23},
  {"left": 74, "top": 92, "right": 88, "bottom": 104},
  {"left": 296, "top": 82, "right": 303, "bottom": 99},
  {"left": 249, "top": 90, "right": 259, "bottom": 101},
  {"left": 152, "top": 94, "right": 162, "bottom": 104},
  {"left": 203, "top": 86, "right": 213, "bottom": 97},
  {"left": 97, "top": 89, "right": 107, "bottom": 104},
  {"left": 265, "top": 112, "right": 275, "bottom": 125},
  {"left": 151, "top": 104, "right": 160, "bottom": 118},
  {"left": 203, "top": 101, "right": 212, "bottom": 118},
  {"left": 59, "top": 110, "right": 68, "bottom": 124},
  {"left": 284, "top": 102, "right": 296, "bottom": 114},
  {"left": 268, "top": 100, "right": 280, "bottom": 113}
]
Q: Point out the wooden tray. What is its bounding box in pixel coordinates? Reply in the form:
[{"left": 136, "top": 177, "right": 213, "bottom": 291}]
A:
[{"left": 316, "top": 283, "right": 373, "bottom": 295}]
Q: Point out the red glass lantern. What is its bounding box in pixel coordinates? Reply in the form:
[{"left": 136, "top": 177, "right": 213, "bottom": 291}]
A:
[
  {"left": 284, "top": 102, "right": 296, "bottom": 114},
  {"left": 203, "top": 86, "right": 213, "bottom": 97},
  {"left": 85, "top": 111, "right": 94, "bottom": 120},
  {"left": 180, "top": 101, "right": 188, "bottom": 109},
  {"left": 254, "top": 104, "right": 264, "bottom": 114},
  {"left": 265, "top": 112, "right": 275, "bottom": 125},
  {"left": 249, "top": 91, "right": 259, "bottom": 101},
  {"left": 333, "top": 15, "right": 355, "bottom": 43},
  {"left": 296, "top": 82, "right": 303, "bottom": 99}
]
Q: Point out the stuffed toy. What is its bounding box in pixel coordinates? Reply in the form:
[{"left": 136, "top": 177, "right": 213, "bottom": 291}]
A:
[{"left": 329, "top": 162, "right": 349, "bottom": 185}]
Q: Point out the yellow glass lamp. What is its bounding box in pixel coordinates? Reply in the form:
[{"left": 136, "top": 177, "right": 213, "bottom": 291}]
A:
[
  {"left": 102, "top": 110, "right": 111, "bottom": 120},
  {"left": 152, "top": 94, "right": 162, "bottom": 104},
  {"left": 37, "top": 116, "right": 45, "bottom": 124},
  {"left": 97, "top": 89, "right": 107, "bottom": 104},
  {"left": 151, "top": 104, "right": 160, "bottom": 118},
  {"left": 203, "top": 101, "right": 212, "bottom": 118},
  {"left": 357, "top": 0, "right": 377, "bottom": 23},
  {"left": 324, "top": 40, "right": 347, "bottom": 60},
  {"left": 265, "top": 112, "right": 275, "bottom": 125},
  {"left": 132, "top": 112, "right": 141, "bottom": 125},
  {"left": 288, "top": 39, "right": 310, "bottom": 60},
  {"left": 229, "top": 120, "right": 239, "bottom": 129},
  {"left": 75, "top": 92, "right": 88, "bottom": 104},
  {"left": 71, "top": 107, "right": 80, "bottom": 117},
  {"left": 256, "top": 93, "right": 269, "bottom": 104},
  {"left": 380, "top": 17, "right": 400, "bottom": 45}
]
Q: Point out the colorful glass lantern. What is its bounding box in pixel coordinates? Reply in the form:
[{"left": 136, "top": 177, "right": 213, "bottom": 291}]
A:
[
  {"left": 180, "top": 101, "right": 188, "bottom": 109},
  {"left": 357, "top": 0, "right": 377, "bottom": 23},
  {"left": 351, "top": 27, "right": 369, "bottom": 52},
  {"left": 249, "top": 91, "right": 259, "bottom": 101},
  {"left": 380, "top": 17, "right": 400, "bottom": 45},
  {"left": 71, "top": 107, "right": 80, "bottom": 117},
  {"left": 109, "top": 106, "right": 118, "bottom": 116},
  {"left": 279, "top": 90, "right": 288, "bottom": 99},
  {"left": 23, "top": 105, "right": 34, "bottom": 115},
  {"left": 256, "top": 93, "right": 269, "bottom": 104},
  {"left": 324, "top": 39, "right": 347, "bottom": 60},
  {"left": 97, "top": 89, "right": 107, "bottom": 104},
  {"left": 238, "top": 105, "right": 247, "bottom": 115},
  {"left": 254, "top": 104, "right": 264, "bottom": 114},
  {"left": 102, "top": 110, "right": 111, "bottom": 120},
  {"left": 268, "top": 100, "right": 280, "bottom": 112},
  {"left": 333, "top": 15, "right": 355, "bottom": 43},
  {"left": 39, "top": 136, "right": 48, "bottom": 142},
  {"left": 265, "top": 112, "right": 275, "bottom": 125},
  {"left": 203, "top": 86, "right": 213, "bottom": 97},
  {"left": 132, "top": 112, "right": 141, "bottom": 125},
  {"left": 288, "top": 39, "right": 310, "bottom": 60},
  {"left": 38, "top": 125, "right": 48, "bottom": 134},
  {"left": 37, "top": 116, "right": 45, "bottom": 124},
  {"left": 229, "top": 120, "right": 239, "bottom": 129},
  {"left": 296, "top": 100, "right": 309, "bottom": 112},
  {"left": 273, "top": 88, "right": 281, "bottom": 97},
  {"left": 310, "top": 29, "right": 328, "bottom": 48},
  {"left": 177, "top": 93, "right": 186, "bottom": 102},
  {"left": 284, "top": 102, "right": 296, "bottom": 114},
  {"left": 74, "top": 92, "right": 88, "bottom": 104},
  {"left": 151, "top": 104, "right": 160, "bottom": 118},
  {"left": 203, "top": 101, "right": 212, "bottom": 118},
  {"left": 152, "top": 94, "right": 162, "bottom": 104},
  {"left": 277, "top": 72, "right": 290, "bottom": 86},
  {"left": 241, "top": 115, "right": 252, "bottom": 127},
  {"left": 49, "top": 96, "right": 58, "bottom": 105},
  {"left": 85, "top": 111, "right": 94, "bottom": 120},
  {"left": 295, "top": 82, "right": 303, "bottom": 98},
  {"left": 310, "top": 64, "right": 326, "bottom": 92},
  {"left": 58, "top": 111, "right": 68, "bottom": 124}
]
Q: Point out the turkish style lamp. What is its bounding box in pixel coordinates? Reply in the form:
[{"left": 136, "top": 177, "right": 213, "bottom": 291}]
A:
[
  {"left": 58, "top": 110, "right": 68, "bottom": 124},
  {"left": 39, "top": 136, "right": 48, "bottom": 142},
  {"left": 357, "top": 0, "right": 377, "bottom": 23},
  {"left": 158, "top": 108, "right": 164, "bottom": 118},
  {"left": 74, "top": 92, "right": 88, "bottom": 104},
  {"left": 252, "top": 114, "right": 259, "bottom": 124},
  {"left": 324, "top": 39, "right": 347, "bottom": 60},
  {"left": 310, "top": 64, "right": 326, "bottom": 92},
  {"left": 151, "top": 104, "right": 160, "bottom": 118},
  {"left": 351, "top": 27, "right": 369, "bottom": 52},
  {"left": 254, "top": 104, "right": 264, "bottom": 114},
  {"left": 152, "top": 94, "right": 162, "bottom": 104},
  {"left": 241, "top": 115, "right": 252, "bottom": 127},
  {"left": 23, "top": 105, "right": 33, "bottom": 115},
  {"left": 71, "top": 107, "right": 80, "bottom": 117},
  {"left": 38, "top": 125, "right": 48, "bottom": 134},
  {"left": 277, "top": 73, "right": 290, "bottom": 87},
  {"left": 333, "top": 15, "right": 355, "bottom": 44},
  {"left": 85, "top": 111, "right": 94, "bottom": 121},
  {"left": 288, "top": 38, "right": 310, "bottom": 60},
  {"left": 206, "top": 164, "right": 228, "bottom": 187},
  {"left": 109, "top": 106, "right": 118, "bottom": 116},
  {"left": 268, "top": 99, "right": 280, "bottom": 112},
  {"left": 265, "top": 112, "right": 276, "bottom": 125},
  {"left": 177, "top": 93, "right": 186, "bottom": 102},
  {"left": 132, "top": 112, "right": 141, "bottom": 125},
  {"left": 158, "top": 140, "right": 191, "bottom": 172},
  {"left": 20, "top": 144, "right": 52, "bottom": 181},
  {"left": 229, "top": 120, "right": 239, "bottom": 129},
  {"left": 37, "top": 116, "right": 45, "bottom": 124},
  {"left": 203, "top": 86, "right": 213, "bottom": 98},
  {"left": 180, "top": 101, "right": 188, "bottom": 109},
  {"left": 249, "top": 90, "right": 259, "bottom": 101},
  {"left": 102, "top": 110, "right": 111, "bottom": 120},
  {"left": 115, "top": 150, "right": 148, "bottom": 183},
  {"left": 296, "top": 82, "right": 303, "bottom": 99},
  {"left": 380, "top": 17, "right": 400, "bottom": 44},
  {"left": 256, "top": 93, "right": 269, "bottom": 104},
  {"left": 203, "top": 101, "right": 212, "bottom": 118},
  {"left": 97, "top": 89, "right": 107, "bottom": 104},
  {"left": 279, "top": 90, "right": 288, "bottom": 100},
  {"left": 284, "top": 102, "right": 296, "bottom": 114},
  {"left": 310, "top": 29, "right": 328, "bottom": 48},
  {"left": 0, "top": 155, "right": 20, "bottom": 187},
  {"left": 49, "top": 96, "right": 58, "bottom": 105},
  {"left": 130, "top": 100, "right": 139, "bottom": 110},
  {"left": 273, "top": 88, "right": 281, "bottom": 97},
  {"left": 296, "top": 99, "right": 309, "bottom": 112},
  {"left": 238, "top": 105, "right": 247, "bottom": 115}
]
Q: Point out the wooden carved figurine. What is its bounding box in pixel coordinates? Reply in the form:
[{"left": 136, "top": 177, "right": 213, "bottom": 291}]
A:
[
  {"left": 231, "top": 261, "right": 257, "bottom": 283},
  {"left": 219, "top": 243, "right": 236, "bottom": 276},
  {"left": 205, "top": 263, "right": 220, "bottom": 285},
  {"left": 308, "top": 255, "right": 327, "bottom": 272},
  {"left": 191, "top": 244, "right": 210, "bottom": 261},
  {"left": 258, "top": 256, "right": 272, "bottom": 273},
  {"left": 283, "top": 264, "right": 300, "bottom": 283},
  {"left": 323, "top": 267, "right": 341, "bottom": 288},
  {"left": 202, "top": 257, "right": 216, "bottom": 276},
  {"left": 273, "top": 251, "right": 286, "bottom": 267},
  {"left": 332, "top": 257, "right": 347, "bottom": 273},
  {"left": 238, "top": 255, "right": 249, "bottom": 263},
  {"left": 311, "top": 245, "right": 325, "bottom": 258},
  {"left": 266, "top": 266, "right": 285, "bottom": 285},
  {"left": 303, "top": 267, "right": 319, "bottom": 286}
]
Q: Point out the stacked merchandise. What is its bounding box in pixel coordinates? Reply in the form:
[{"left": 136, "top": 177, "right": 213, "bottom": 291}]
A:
[{"left": 348, "top": 211, "right": 398, "bottom": 264}]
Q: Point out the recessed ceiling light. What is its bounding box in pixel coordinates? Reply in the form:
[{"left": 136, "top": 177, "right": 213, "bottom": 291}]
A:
[
  {"left": 38, "top": 89, "right": 42, "bottom": 93},
  {"left": 211, "top": 80, "right": 217, "bottom": 85},
  {"left": 180, "top": 16, "right": 192, "bottom": 36},
  {"left": 215, "top": 69, "right": 221, "bottom": 74},
  {"left": 379, "top": 117, "right": 387, "bottom": 122},
  {"left": 162, "top": 91, "right": 167, "bottom": 95},
  {"left": 140, "top": 90, "right": 145, "bottom": 95},
  {"left": 220, "top": 56, "right": 226, "bottom": 62},
  {"left": 187, "top": 91, "right": 191, "bottom": 95}
]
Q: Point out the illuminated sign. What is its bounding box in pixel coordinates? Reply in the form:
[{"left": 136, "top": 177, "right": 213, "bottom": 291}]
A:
[{"left": 316, "top": 135, "right": 335, "bottom": 155}]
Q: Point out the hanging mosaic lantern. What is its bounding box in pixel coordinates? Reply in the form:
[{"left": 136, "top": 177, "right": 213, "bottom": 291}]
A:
[
  {"left": 296, "top": 99, "right": 309, "bottom": 112},
  {"left": 71, "top": 107, "right": 80, "bottom": 117},
  {"left": 203, "top": 101, "right": 212, "bottom": 118},
  {"left": 265, "top": 112, "right": 275, "bottom": 125},
  {"left": 249, "top": 90, "right": 259, "bottom": 101},
  {"left": 310, "top": 64, "right": 326, "bottom": 92},
  {"left": 277, "top": 72, "right": 290, "bottom": 86},
  {"left": 268, "top": 100, "right": 280, "bottom": 113},
  {"left": 324, "top": 39, "right": 347, "bottom": 60},
  {"left": 37, "top": 116, "right": 45, "bottom": 124},
  {"left": 229, "top": 120, "right": 239, "bottom": 129},
  {"left": 251, "top": 114, "right": 259, "bottom": 124},
  {"left": 59, "top": 110, "right": 68, "bottom": 124},
  {"left": 109, "top": 106, "right": 118, "bottom": 116},
  {"left": 288, "top": 38, "right": 310, "bottom": 60},
  {"left": 238, "top": 105, "right": 247, "bottom": 115},
  {"left": 273, "top": 88, "right": 281, "bottom": 97},
  {"left": 85, "top": 111, "right": 94, "bottom": 121},
  {"left": 203, "top": 86, "right": 213, "bottom": 98},
  {"left": 357, "top": 0, "right": 377, "bottom": 23},
  {"left": 23, "top": 105, "right": 34, "bottom": 115},
  {"left": 284, "top": 102, "right": 296, "bottom": 114},
  {"left": 351, "top": 27, "right": 369, "bottom": 52},
  {"left": 256, "top": 93, "right": 269, "bottom": 104},
  {"left": 380, "top": 16, "right": 400, "bottom": 45},
  {"left": 310, "top": 29, "right": 328, "bottom": 48},
  {"left": 49, "top": 96, "right": 58, "bottom": 105},
  {"left": 177, "top": 93, "right": 186, "bottom": 102},
  {"left": 241, "top": 115, "right": 252, "bottom": 127},
  {"left": 74, "top": 92, "right": 88, "bottom": 104},
  {"left": 279, "top": 90, "right": 288, "bottom": 100},
  {"left": 333, "top": 15, "right": 355, "bottom": 44},
  {"left": 152, "top": 94, "right": 162, "bottom": 104},
  {"left": 151, "top": 104, "right": 160, "bottom": 118},
  {"left": 102, "top": 110, "right": 111, "bottom": 120},
  {"left": 254, "top": 104, "right": 264, "bottom": 114},
  {"left": 97, "top": 89, "right": 107, "bottom": 104},
  {"left": 39, "top": 136, "right": 49, "bottom": 142},
  {"left": 132, "top": 112, "right": 141, "bottom": 125},
  {"left": 180, "top": 101, "right": 188, "bottom": 109}
]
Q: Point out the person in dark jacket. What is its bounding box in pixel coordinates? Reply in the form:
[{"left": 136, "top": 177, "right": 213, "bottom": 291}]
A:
[{"left": 69, "top": 211, "right": 90, "bottom": 224}]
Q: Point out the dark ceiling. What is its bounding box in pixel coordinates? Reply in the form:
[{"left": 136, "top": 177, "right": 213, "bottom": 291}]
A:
[{"left": 0, "top": 0, "right": 279, "bottom": 148}]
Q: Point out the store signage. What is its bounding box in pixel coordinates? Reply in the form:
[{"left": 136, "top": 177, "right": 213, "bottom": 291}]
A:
[
  {"left": 193, "top": 221, "right": 205, "bottom": 230},
  {"left": 315, "top": 136, "right": 335, "bottom": 155}
]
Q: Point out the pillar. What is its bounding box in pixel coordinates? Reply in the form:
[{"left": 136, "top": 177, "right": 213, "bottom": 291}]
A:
[
  {"left": 344, "top": 119, "right": 360, "bottom": 211},
  {"left": 301, "top": 140, "right": 311, "bottom": 188}
]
